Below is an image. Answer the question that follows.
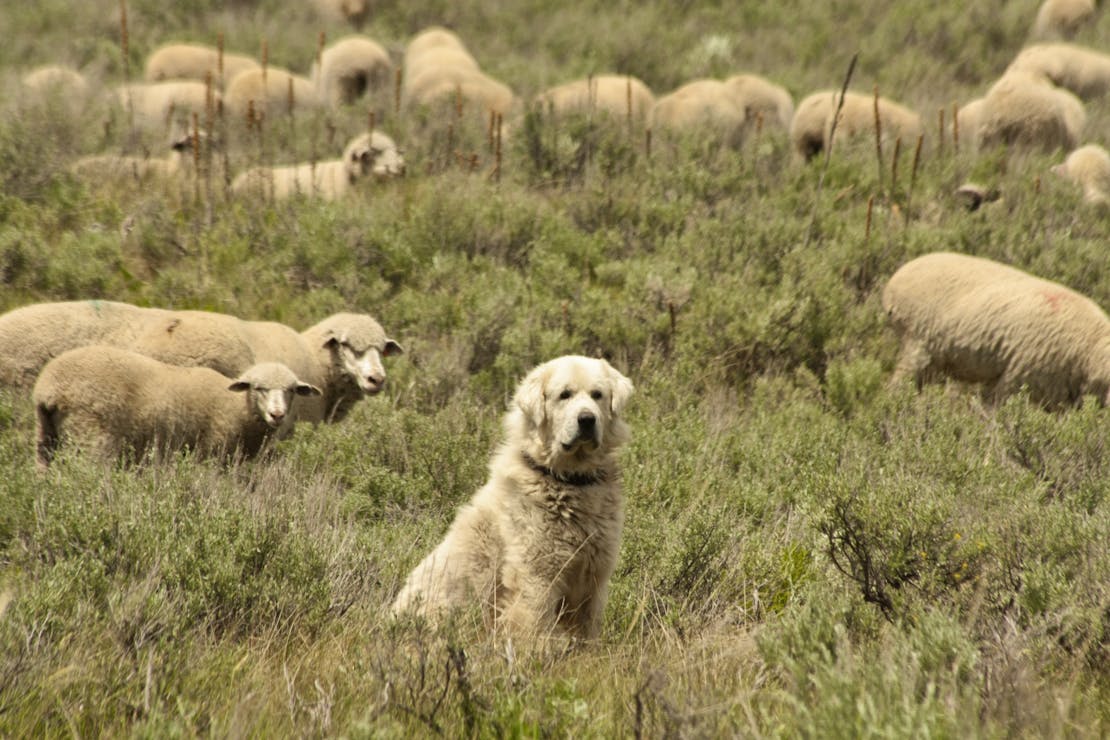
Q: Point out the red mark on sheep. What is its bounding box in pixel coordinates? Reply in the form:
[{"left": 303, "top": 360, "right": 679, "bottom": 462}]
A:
[{"left": 1040, "top": 290, "right": 1069, "bottom": 313}]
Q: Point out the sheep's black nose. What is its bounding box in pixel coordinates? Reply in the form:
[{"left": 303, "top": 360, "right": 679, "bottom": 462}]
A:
[{"left": 578, "top": 412, "right": 596, "bottom": 431}]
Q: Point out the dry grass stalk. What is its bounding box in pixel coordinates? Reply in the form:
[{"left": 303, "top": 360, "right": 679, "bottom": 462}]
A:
[
  {"left": 626, "top": 76, "right": 633, "bottom": 137},
  {"left": 495, "top": 112, "right": 503, "bottom": 183},
  {"left": 865, "top": 194, "right": 874, "bottom": 241},
  {"left": 937, "top": 107, "right": 945, "bottom": 155},
  {"left": 192, "top": 112, "right": 201, "bottom": 203},
  {"left": 891, "top": 136, "right": 901, "bottom": 193},
  {"left": 368, "top": 110, "right": 376, "bottom": 139},
  {"left": 905, "top": 133, "right": 924, "bottom": 224},
  {"left": 645, "top": 127, "right": 652, "bottom": 159},
  {"left": 394, "top": 67, "right": 402, "bottom": 118},
  {"left": 804, "top": 51, "right": 858, "bottom": 248},
  {"left": 872, "top": 85, "right": 884, "bottom": 189},
  {"left": 217, "top": 33, "right": 225, "bottom": 84},
  {"left": 119, "top": 0, "right": 133, "bottom": 131},
  {"left": 952, "top": 102, "right": 960, "bottom": 151},
  {"left": 488, "top": 109, "right": 496, "bottom": 154},
  {"left": 287, "top": 76, "right": 295, "bottom": 116},
  {"left": 317, "top": 31, "right": 326, "bottom": 70},
  {"left": 756, "top": 110, "right": 764, "bottom": 137}
]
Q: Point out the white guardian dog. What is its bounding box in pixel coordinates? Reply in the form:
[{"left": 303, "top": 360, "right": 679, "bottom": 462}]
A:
[{"left": 392, "top": 355, "right": 635, "bottom": 640}]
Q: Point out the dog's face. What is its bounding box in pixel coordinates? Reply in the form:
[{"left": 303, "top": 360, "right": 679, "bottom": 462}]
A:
[{"left": 513, "top": 355, "right": 634, "bottom": 464}]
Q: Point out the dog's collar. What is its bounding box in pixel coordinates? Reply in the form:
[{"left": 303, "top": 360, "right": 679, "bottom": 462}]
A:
[{"left": 522, "top": 453, "right": 608, "bottom": 486}]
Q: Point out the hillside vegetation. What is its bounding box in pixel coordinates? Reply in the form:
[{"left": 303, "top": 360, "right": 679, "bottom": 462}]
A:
[{"left": 1, "top": 0, "right": 1108, "bottom": 736}]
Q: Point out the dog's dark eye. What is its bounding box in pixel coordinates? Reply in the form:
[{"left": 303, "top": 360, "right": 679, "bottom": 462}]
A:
[
  {"left": 590, "top": 390, "right": 603, "bottom": 400},
  {"left": 558, "top": 389, "right": 572, "bottom": 400}
]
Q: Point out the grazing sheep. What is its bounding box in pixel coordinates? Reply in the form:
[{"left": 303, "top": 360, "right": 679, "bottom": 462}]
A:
[
  {"left": 649, "top": 79, "right": 747, "bottom": 147},
  {"left": 114, "top": 81, "right": 220, "bottom": 130},
  {"left": 144, "top": 43, "right": 260, "bottom": 87},
  {"left": 976, "top": 72, "right": 1086, "bottom": 152},
  {"left": 21, "top": 65, "right": 89, "bottom": 98},
  {"left": 311, "top": 0, "right": 369, "bottom": 27},
  {"left": 790, "top": 89, "right": 923, "bottom": 160},
  {"left": 224, "top": 67, "right": 319, "bottom": 119},
  {"left": 403, "top": 27, "right": 476, "bottom": 74},
  {"left": 402, "top": 65, "right": 517, "bottom": 118},
  {"left": 1052, "top": 143, "right": 1110, "bottom": 203},
  {"left": 314, "top": 35, "right": 393, "bottom": 108},
  {"left": 1008, "top": 43, "right": 1110, "bottom": 99},
  {"left": 231, "top": 130, "right": 404, "bottom": 200},
  {"left": 33, "top": 347, "right": 320, "bottom": 467},
  {"left": 955, "top": 97, "right": 987, "bottom": 150},
  {"left": 392, "top": 356, "right": 634, "bottom": 641},
  {"left": 724, "top": 73, "right": 795, "bottom": 131},
  {"left": 883, "top": 251, "right": 1110, "bottom": 407},
  {"left": 535, "top": 75, "right": 655, "bottom": 122},
  {"left": 1031, "top": 0, "right": 1097, "bottom": 40},
  {"left": 71, "top": 132, "right": 203, "bottom": 183}
]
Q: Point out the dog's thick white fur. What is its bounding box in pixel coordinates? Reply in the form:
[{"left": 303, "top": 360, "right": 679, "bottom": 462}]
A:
[{"left": 391, "top": 355, "right": 634, "bottom": 639}]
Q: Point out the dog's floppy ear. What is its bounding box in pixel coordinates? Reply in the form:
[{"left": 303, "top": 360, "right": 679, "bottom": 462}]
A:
[
  {"left": 604, "top": 361, "right": 634, "bottom": 416},
  {"left": 514, "top": 363, "right": 549, "bottom": 426}
]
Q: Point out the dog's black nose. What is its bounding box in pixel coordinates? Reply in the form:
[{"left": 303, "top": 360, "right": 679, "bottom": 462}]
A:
[{"left": 578, "top": 412, "right": 596, "bottom": 431}]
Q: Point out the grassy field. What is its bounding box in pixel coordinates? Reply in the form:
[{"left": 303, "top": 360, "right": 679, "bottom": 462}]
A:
[{"left": 1, "top": 0, "right": 1109, "bottom": 735}]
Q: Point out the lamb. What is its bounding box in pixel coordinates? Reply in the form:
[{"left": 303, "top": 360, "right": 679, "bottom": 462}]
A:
[
  {"left": 649, "top": 79, "right": 747, "bottom": 147},
  {"left": 71, "top": 132, "right": 203, "bottom": 183},
  {"left": 1031, "top": 0, "right": 1097, "bottom": 41},
  {"left": 231, "top": 130, "right": 404, "bottom": 200},
  {"left": 311, "top": 0, "right": 369, "bottom": 27},
  {"left": 535, "top": 75, "right": 655, "bottom": 123},
  {"left": 975, "top": 71, "right": 1086, "bottom": 152},
  {"left": 33, "top": 347, "right": 320, "bottom": 467},
  {"left": 723, "top": 73, "right": 794, "bottom": 132},
  {"left": 882, "top": 251, "right": 1110, "bottom": 407},
  {"left": 314, "top": 36, "right": 393, "bottom": 108},
  {"left": 114, "top": 81, "right": 220, "bottom": 130},
  {"left": 144, "top": 43, "right": 260, "bottom": 88},
  {"left": 1007, "top": 43, "right": 1110, "bottom": 99},
  {"left": 0, "top": 301, "right": 403, "bottom": 424},
  {"left": 224, "top": 67, "right": 320, "bottom": 120},
  {"left": 790, "top": 89, "right": 922, "bottom": 160},
  {"left": 1052, "top": 143, "right": 1110, "bottom": 203}
]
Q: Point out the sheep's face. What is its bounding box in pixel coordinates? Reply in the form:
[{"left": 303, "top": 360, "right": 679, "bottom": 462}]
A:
[
  {"left": 230, "top": 364, "right": 322, "bottom": 428},
  {"left": 345, "top": 132, "right": 406, "bottom": 181},
  {"left": 329, "top": 339, "right": 404, "bottom": 396}
]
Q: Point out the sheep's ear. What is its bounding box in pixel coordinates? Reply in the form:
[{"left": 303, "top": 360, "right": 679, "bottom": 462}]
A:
[
  {"left": 170, "top": 133, "right": 194, "bottom": 152},
  {"left": 228, "top": 380, "right": 252, "bottom": 393},
  {"left": 604, "top": 361, "right": 634, "bottom": 416},
  {"left": 321, "top": 328, "right": 345, "bottom": 349},
  {"left": 514, "top": 365, "right": 549, "bottom": 426},
  {"left": 296, "top": 382, "right": 323, "bottom": 397},
  {"left": 383, "top": 339, "right": 404, "bottom": 357}
]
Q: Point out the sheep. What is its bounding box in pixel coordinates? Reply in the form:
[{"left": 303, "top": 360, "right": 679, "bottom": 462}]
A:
[
  {"left": 313, "top": 36, "right": 393, "bottom": 108},
  {"left": 649, "top": 79, "right": 747, "bottom": 147},
  {"left": 33, "top": 347, "right": 320, "bottom": 467},
  {"left": 231, "top": 129, "right": 404, "bottom": 200},
  {"left": 128, "top": 310, "right": 404, "bottom": 424},
  {"left": 723, "top": 73, "right": 794, "bottom": 132},
  {"left": 144, "top": 43, "right": 260, "bottom": 88},
  {"left": 114, "top": 81, "right": 220, "bottom": 131},
  {"left": 71, "top": 131, "right": 203, "bottom": 183},
  {"left": 882, "top": 251, "right": 1110, "bottom": 407},
  {"left": 403, "top": 27, "right": 476, "bottom": 75},
  {"left": 975, "top": 71, "right": 1086, "bottom": 152},
  {"left": 1052, "top": 143, "right": 1110, "bottom": 203},
  {"left": 0, "top": 302, "right": 402, "bottom": 424},
  {"left": 311, "top": 0, "right": 369, "bottom": 27},
  {"left": 535, "top": 75, "right": 655, "bottom": 123},
  {"left": 790, "top": 89, "right": 922, "bottom": 161},
  {"left": 224, "top": 67, "right": 320, "bottom": 120},
  {"left": 954, "top": 97, "right": 986, "bottom": 150},
  {"left": 1008, "top": 43, "right": 1110, "bottom": 99},
  {"left": 21, "top": 65, "right": 89, "bottom": 99},
  {"left": 0, "top": 300, "right": 170, "bottom": 390},
  {"left": 1031, "top": 0, "right": 1097, "bottom": 40},
  {"left": 402, "top": 65, "right": 517, "bottom": 119}
]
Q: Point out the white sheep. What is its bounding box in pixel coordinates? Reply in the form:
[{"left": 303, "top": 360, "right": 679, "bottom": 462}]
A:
[
  {"left": 535, "top": 75, "right": 655, "bottom": 123},
  {"left": 1008, "top": 43, "right": 1110, "bottom": 99},
  {"left": 0, "top": 302, "right": 402, "bottom": 424},
  {"left": 311, "top": 0, "right": 369, "bottom": 27},
  {"left": 114, "top": 81, "right": 221, "bottom": 131},
  {"left": 231, "top": 130, "right": 404, "bottom": 200},
  {"left": 976, "top": 71, "right": 1086, "bottom": 152},
  {"left": 21, "top": 65, "right": 89, "bottom": 99},
  {"left": 649, "top": 79, "right": 747, "bottom": 147},
  {"left": 402, "top": 65, "right": 517, "bottom": 119},
  {"left": 790, "top": 89, "right": 923, "bottom": 160},
  {"left": 1031, "top": 0, "right": 1097, "bottom": 40},
  {"left": 128, "top": 310, "right": 404, "bottom": 424},
  {"left": 403, "top": 27, "right": 477, "bottom": 76},
  {"left": 71, "top": 132, "right": 203, "bottom": 183},
  {"left": 883, "top": 251, "right": 1110, "bottom": 407},
  {"left": 314, "top": 35, "right": 394, "bottom": 108},
  {"left": 224, "top": 67, "right": 320, "bottom": 120},
  {"left": 144, "top": 43, "right": 260, "bottom": 88},
  {"left": 1052, "top": 143, "right": 1110, "bottom": 203},
  {"left": 33, "top": 346, "right": 320, "bottom": 467},
  {"left": 954, "top": 97, "right": 987, "bottom": 150},
  {"left": 723, "top": 73, "right": 794, "bottom": 132}
]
